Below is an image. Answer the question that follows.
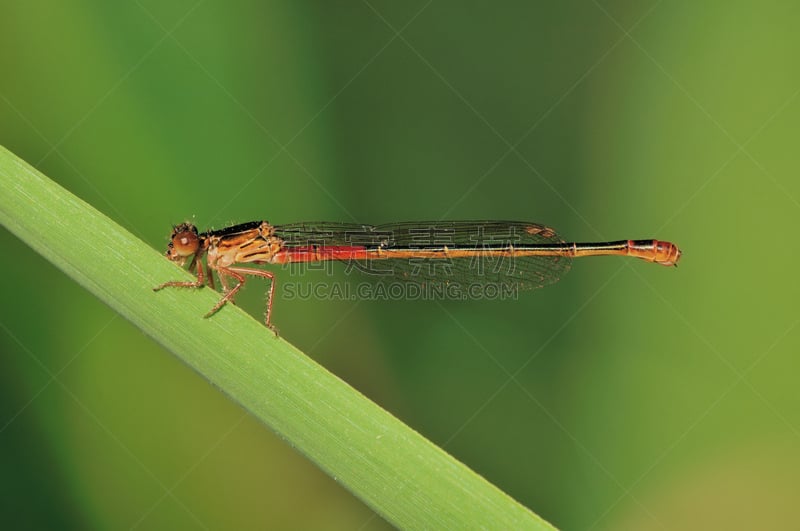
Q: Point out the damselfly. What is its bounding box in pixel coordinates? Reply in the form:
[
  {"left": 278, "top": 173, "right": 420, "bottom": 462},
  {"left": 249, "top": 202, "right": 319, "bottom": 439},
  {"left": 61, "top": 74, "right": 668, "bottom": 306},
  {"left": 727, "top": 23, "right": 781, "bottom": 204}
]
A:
[{"left": 154, "top": 220, "right": 681, "bottom": 331}]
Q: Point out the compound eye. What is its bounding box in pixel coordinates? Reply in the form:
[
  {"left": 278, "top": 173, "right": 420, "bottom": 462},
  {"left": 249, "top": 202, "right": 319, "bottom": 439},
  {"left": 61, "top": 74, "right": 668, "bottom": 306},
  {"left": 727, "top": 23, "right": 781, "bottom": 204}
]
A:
[
  {"left": 172, "top": 230, "right": 199, "bottom": 255},
  {"left": 166, "top": 223, "right": 200, "bottom": 260}
]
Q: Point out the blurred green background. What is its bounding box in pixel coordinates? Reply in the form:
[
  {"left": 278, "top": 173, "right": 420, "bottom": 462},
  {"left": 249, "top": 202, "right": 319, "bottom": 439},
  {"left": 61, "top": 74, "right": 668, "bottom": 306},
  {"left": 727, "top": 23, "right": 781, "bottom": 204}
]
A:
[{"left": 2, "top": 1, "right": 799, "bottom": 529}]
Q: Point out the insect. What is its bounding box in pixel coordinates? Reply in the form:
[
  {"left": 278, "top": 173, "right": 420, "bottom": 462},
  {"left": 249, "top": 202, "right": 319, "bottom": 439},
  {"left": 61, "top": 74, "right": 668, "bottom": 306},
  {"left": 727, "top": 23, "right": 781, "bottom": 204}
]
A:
[{"left": 154, "top": 220, "right": 681, "bottom": 331}]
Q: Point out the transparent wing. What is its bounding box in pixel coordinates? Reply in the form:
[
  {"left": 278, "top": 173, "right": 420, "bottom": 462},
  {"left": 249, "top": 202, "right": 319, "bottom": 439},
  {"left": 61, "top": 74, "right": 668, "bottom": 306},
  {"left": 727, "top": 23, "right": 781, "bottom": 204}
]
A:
[{"left": 272, "top": 221, "right": 572, "bottom": 291}]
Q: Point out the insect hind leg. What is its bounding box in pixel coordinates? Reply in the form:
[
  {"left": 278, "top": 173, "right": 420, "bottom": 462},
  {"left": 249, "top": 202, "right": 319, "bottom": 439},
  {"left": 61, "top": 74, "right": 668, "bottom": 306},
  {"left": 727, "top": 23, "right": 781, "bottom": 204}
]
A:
[{"left": 210, "top": 266, "right": 277, "bottom": 333}]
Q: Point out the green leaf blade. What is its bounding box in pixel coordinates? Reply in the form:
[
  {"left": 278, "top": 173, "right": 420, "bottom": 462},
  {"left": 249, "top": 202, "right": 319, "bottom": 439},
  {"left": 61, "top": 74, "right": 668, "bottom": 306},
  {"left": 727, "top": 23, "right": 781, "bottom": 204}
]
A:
[{"left": 0, "top": 145, "right": 555, "bottom": 530}]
